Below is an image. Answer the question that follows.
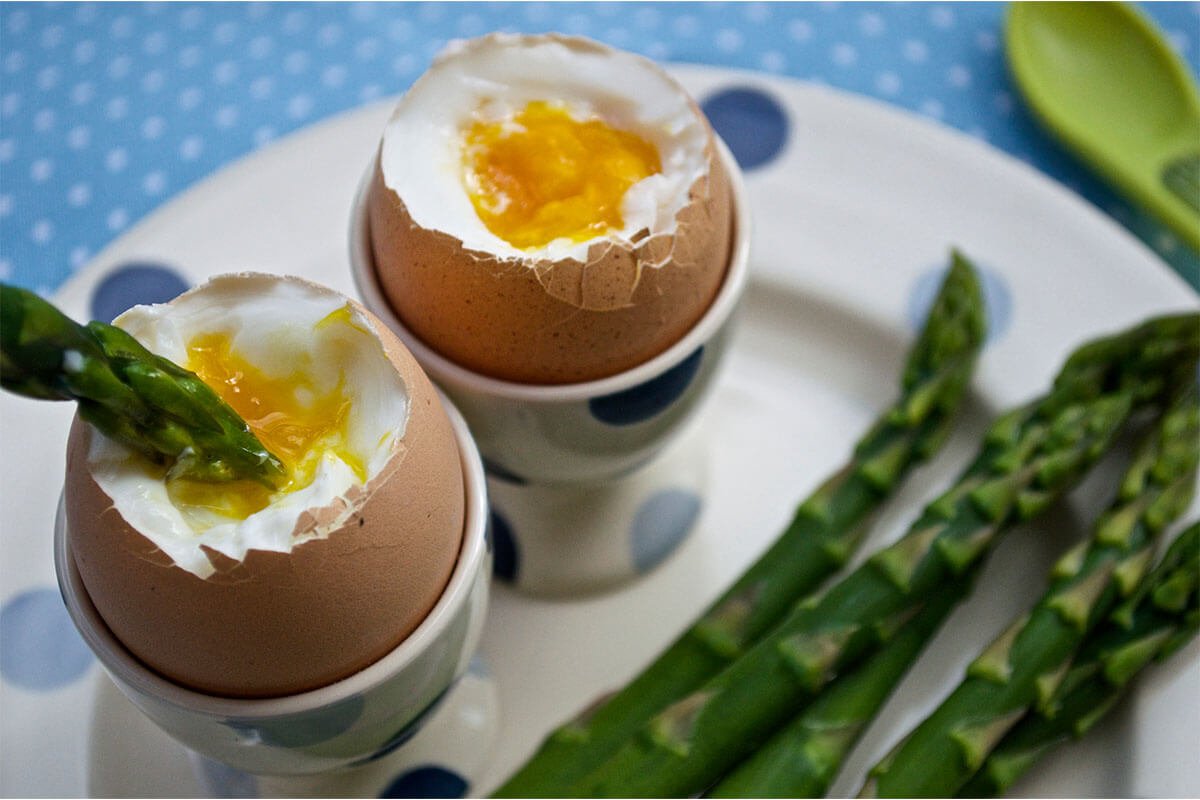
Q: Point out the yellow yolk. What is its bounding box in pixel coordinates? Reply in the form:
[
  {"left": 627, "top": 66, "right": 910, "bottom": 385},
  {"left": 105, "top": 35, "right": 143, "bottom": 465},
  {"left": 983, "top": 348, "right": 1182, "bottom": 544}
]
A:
[
  {"left": 461, "top": 101, "right": 661, "bottom": 250},
  {"left": 166, "top": 317, "right": 365, "bottom": 526}
]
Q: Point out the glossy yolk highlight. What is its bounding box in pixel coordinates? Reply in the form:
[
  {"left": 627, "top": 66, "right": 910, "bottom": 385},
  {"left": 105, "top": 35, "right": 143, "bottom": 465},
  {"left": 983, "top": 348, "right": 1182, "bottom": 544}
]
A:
[
  {"left": 461, "top": 101, "right": 661, "bottom": 250},
  {"left": 166, "top": 324, "right": 365, "bottom": 525}
]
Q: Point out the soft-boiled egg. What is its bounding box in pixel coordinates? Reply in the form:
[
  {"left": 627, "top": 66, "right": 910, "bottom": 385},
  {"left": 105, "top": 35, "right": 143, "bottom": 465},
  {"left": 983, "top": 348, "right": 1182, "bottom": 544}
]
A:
[
  {"left": 368, "top": 33, "right": 734, "bottom": 384},
  {"left": 64, "top": 274, "right": 465, "bottom": 698}
]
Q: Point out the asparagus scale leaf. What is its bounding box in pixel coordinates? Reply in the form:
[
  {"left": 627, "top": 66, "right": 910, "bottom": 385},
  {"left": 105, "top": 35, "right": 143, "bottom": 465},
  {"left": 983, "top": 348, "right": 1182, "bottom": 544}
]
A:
[
  {"left": 562, "top": 312, "right": 1199, "bottom": 799},
  {"left": 958, "top": 521, "right": 1200, "bottom": 798},
  {"left": 706, "top": 576, "right": 973, "bottom": 798},
  {"left": 0, "top": 283, "right": 285, "bottom": 487},
  {"left": 493, "top": 252, "right": 988, "bottom": 797},
  {"left": 862, "top": 388, "right": 1199, "bottom": 798}
]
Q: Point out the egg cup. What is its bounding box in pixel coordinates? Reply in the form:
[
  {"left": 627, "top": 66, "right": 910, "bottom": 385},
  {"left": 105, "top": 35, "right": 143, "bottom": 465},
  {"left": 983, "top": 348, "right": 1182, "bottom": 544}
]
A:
[
  {"left": 350, "top": 138, "right": 750, "bottom": 596},
  {"left": 54, "top": 393, "right": 498, "bottom": 784}
]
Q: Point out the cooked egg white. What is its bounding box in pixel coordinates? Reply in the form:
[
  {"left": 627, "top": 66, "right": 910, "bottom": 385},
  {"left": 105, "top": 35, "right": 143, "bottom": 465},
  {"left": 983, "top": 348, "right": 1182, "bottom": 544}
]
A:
[
  {"left": 380, "top": 33, "right": 712, "bottom": 262},
  {"left": 86, "top": 274, "right": 408, "bottom": 578},
  {"left": 369, "top": 33, "right": 734, "bottom": 384},
  {"left": 64, "top": 273, "right": 467, "bottom": 696}
]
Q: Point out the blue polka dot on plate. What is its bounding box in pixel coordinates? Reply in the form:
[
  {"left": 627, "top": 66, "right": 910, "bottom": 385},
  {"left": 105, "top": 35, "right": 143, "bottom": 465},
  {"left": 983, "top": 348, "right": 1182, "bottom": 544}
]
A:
[
  {"left": 225, "top": 693, "right": 364, "bottom": 748},
  {"left": 700, "top": 87, "right": 789, "bottom": 170},
  {"left": 0, "top": 587, "right": 94, "bottom": 691},
  {"left": 194, "top": 755, "right": 258, "bottom": 799},
  {"left": 631, "top": 488, "right": 701, "bottom": 573},
  {"left": 489, "top": 509, "right": 519, "bottom": 583},
  {"left": 482, "top": 458, "right": 528, "bottom": 486},
  {"left": 380, "top": 765, "right": 468, "bottom": 799},
  {"left": 589, "top": 347, "right": 704, "bottom": 426},
  {"left": 357, "top": 685, "right": 452, "bottom": 765},
  {"left": 907, "top": 259, "right": 1013, "bottom": 342},
  {"left": 90, "top": 262, "right": 190, "bottom": 322}
]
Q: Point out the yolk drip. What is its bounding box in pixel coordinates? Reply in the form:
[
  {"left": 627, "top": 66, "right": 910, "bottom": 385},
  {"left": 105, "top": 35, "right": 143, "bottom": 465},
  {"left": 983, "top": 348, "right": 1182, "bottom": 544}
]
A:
[
  {"left": 461, "top": 101, "right": 661, "bottom": 250},
  {"left": 166, "top": 325, "right": 364, "bottom": 524}
]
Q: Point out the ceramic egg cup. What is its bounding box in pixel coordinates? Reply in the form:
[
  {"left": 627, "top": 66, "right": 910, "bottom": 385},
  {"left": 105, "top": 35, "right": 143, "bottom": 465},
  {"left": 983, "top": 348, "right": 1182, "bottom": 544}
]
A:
[
  {"left": 55, "top": 395, "right": 499, "bottom": 792},
  {"left": 350, "top": 137, "right": 751, "bottom": 597}
]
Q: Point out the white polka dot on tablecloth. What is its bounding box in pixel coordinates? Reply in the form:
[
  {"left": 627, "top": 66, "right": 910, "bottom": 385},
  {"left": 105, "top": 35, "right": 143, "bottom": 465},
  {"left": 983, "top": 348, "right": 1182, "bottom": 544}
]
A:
[
  {"left": 105, "top": 96, "right": 128, "bottom": 120},
  {"left": 355, "top": 37, "right": 380, "bottom": 60},
  {"left": 73, "top": 40, "right": 96, "bottom": 64},
  {"left": 715, "top": 28, "right": 743, "bottom": 53},
  {"left": 180, "top": 135, "right": 204, "bottom": 160},
  {"left": 141, "top": 70, "right": 165, "bottom": 93},
  {"left": 70, "top": 81, "right": 94, "bottom": 104},
  {"left": 214, "top": 106, "right": 238, "bottom": 129},
  {"left": 67, "top": 183, "right": 91, "bottom": 207},
  {"left": 30, "top": 158, "right": 53, "bottom": 183},
  {"left": 109, "top": 14, "right": 134, "bottom": 39},
  {"left": 284, "top": 50, "right": 309, "bottom": 74},
  {"left": 31, "top": 219, "right": 53, "bottom": 244},
  {"left": 322, "top": 64, "right": 348, "bottom": 88},
  {"left": 929, "top": 5, "right": 956, "bottom": 29},
  {"left": 317, "top": 22, "right": 343, "bottom": 47},
  {"left": 213, "top": 60, "right": 238, "bottom": 84},
  {"left": 105, "top": 147, "right": 128, "bottom": 172},
  {"left": 141, "top": 115, "right": 166, "bottom": 139},
  {"left": 287, "top": 94, "right": 314, "bottom": 120},
  {"left": 673, "top": 14, "right": 700, "bottom": 37},
  {"left": 178, "top": 45, "right": 202, "bottom": 68},
  {"left": 36, "top": 65, "right": 59, "bottom": 90},
  {"left": 832, "top": 42, "right": 858, "bottom": 67},
  {"left": 860, "top": 12, "right": 886, "bottom": 36},
  {"left": 142, "top": 171, "right": 167, "bottom": 195},
  {"left": 107, "top": 55, "right": 132, "bottom": 80},
  {"left": 178, "top": 86, "right": 203, "bottom": 110},
  {"left": 33, "top": 109, "right": 55, "bottom": 131},
  {"left": 248, "top": 34, "right": 274, "bottom": 59},
  {"left": 213, "top": 20, "right": 238, "bottom": 45}
]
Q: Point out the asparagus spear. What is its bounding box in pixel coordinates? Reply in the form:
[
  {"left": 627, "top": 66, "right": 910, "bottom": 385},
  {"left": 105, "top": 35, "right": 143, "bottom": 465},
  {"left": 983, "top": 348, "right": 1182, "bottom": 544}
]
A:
[
  {"left": 0, "top": 283, "right": 284, "bottom": 486},
  {"left": 706, "top": 578, "right": 972, "bottom": 798},
  {"left": 710, "top": 388, "right": 1199, "bottom": 799},
  {"left": 494, "top": 252, "right": 987, "bottom": 797},
  {"left": 563, "top": 312, "right": 1200, "bottom": 798},
  {"left": 959, "top": 521, "right": 1200, "bottom": 798},
  {"left": 861, "top": 387, "right": 1199, "bottom": 797}
]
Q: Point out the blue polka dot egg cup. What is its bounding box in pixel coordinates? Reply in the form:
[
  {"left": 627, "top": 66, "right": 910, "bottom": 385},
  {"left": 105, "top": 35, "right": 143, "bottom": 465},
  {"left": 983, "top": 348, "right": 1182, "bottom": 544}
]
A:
[
  {"left": 350, "top": 136, "right": 751, "bottom": 597},
  {"left": 53, "top": 395, "right": 499, "bottom": 782}
]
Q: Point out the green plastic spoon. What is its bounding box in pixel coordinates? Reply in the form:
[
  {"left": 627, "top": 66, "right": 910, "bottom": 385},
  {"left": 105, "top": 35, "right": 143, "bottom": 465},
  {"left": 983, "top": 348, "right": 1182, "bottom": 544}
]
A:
[{"left": 1005, "top": 1, "right": 1200, "bottom": 252}]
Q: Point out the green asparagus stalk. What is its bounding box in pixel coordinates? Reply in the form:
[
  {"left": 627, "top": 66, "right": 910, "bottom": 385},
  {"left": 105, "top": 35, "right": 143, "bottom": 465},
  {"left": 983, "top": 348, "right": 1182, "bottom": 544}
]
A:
[
  {"left": 709, "top": 388, "right": 1199, "bottom": 799},
  {"left": 959, "top": 521, "right": 1200, "bottom": 798},
  {"left": 706, "top": 578, "right": 972, "bottom": 798},
  {"left": 563, "top": 312, "right": 1199, "bottom": 798},
  {"left": 861, "top": 387, "right": 1199, "bottom": 798},
  {"left": 494, "top": 253, "right": 988, "bottom": 796},
  {"left": 0, "top": 283, "right": 284, "bottom": 486}
]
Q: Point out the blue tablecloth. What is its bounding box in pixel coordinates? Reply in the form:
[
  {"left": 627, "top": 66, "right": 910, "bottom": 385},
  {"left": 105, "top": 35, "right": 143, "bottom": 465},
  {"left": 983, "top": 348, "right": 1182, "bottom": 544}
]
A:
[{"left": 1, "top": 1, "right": 1198, "bottom": 296}]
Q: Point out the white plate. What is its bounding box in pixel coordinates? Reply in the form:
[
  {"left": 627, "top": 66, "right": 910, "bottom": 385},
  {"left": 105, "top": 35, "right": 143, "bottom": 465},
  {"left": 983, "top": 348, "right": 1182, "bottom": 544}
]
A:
[{"left": 1, "top": 66, "right": 1196, "bottom": 798}]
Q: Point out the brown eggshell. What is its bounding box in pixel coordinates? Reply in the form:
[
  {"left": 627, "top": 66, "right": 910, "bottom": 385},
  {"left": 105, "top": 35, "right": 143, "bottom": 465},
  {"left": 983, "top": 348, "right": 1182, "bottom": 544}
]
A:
[
  {"left": 368, "top": 40, "right": 734, "bottom": 385},
  {"left": 64, "top": 301, "right": 465, "bottom": 698}
]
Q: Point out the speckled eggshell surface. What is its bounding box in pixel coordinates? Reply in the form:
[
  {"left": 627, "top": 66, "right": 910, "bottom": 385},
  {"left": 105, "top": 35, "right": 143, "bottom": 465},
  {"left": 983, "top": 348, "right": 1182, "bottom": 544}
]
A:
[
  {"left": 368, "top": 33, "right": 734, "bottom": 385},
  {"left": 63, "top": 285, "right": 465, "bottom": 699}
]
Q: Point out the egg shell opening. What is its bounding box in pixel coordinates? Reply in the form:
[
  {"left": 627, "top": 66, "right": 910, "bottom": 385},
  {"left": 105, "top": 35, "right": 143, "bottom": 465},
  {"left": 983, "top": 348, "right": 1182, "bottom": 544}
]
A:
[
  {"left": 369, "top": 33, "right": 734, "bottom": 385},
  {"left": 63, "top": 287, "right": 466, "bottom": 698}
]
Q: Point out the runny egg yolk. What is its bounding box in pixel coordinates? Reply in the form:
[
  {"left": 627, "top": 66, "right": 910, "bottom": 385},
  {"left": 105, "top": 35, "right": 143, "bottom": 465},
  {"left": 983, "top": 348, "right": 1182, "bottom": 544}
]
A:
[
  {"left": 461, "top": 100, "right": 662, "bottom": 250},
  {"left": 166, "top": 311, "right": 365, "bottom": 526}
]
